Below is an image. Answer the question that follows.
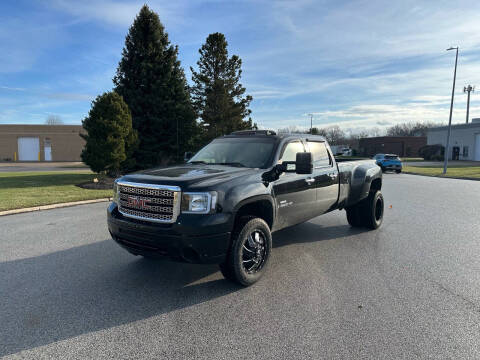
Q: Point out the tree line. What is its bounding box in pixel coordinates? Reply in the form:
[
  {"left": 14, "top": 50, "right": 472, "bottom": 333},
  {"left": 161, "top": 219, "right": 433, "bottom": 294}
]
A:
[
  {"left": 81, "top": 5, "right": 254, "bottom": 176},
  {"left": 278, "top": 121, "right": 441, "bottom": 146}
]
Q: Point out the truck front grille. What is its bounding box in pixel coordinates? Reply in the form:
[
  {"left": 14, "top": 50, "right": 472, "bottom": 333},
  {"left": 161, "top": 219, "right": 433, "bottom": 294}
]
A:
[{"left": 117, "top": 182, "right": 181, "bottom": 223}]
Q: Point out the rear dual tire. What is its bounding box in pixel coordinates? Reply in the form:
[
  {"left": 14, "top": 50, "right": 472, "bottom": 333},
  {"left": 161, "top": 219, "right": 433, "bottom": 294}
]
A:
[{"left": 346, "top": 190, "right": 384, "bottom": 229}]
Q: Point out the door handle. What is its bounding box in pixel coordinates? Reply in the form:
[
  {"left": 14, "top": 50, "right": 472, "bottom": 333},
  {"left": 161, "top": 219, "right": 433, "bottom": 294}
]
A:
[{"left": 305, "top": 177, "right": 315, "bottom": 185}]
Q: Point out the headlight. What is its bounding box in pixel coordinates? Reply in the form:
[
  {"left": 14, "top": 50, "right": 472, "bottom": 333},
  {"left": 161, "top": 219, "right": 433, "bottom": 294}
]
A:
[
  {"left": 112, "top": 180, "right": 119, "bottom": 204},
  {"left": 181, "top": 192, "right": 217, "bottom": 214}
]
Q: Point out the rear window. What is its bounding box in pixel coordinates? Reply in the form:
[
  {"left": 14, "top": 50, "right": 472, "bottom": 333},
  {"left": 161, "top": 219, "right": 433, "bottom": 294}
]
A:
[{"left": 385, "top": 155, "right": 399, "bottom": 160}]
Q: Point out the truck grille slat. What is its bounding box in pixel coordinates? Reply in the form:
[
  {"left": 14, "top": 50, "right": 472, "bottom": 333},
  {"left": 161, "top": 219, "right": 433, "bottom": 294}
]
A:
[
  {"left": 117, "top": 182, "right": 180, "bottom": 223},
  {"left": 119, "top": 193, "right": 174, "bottom": 205}
]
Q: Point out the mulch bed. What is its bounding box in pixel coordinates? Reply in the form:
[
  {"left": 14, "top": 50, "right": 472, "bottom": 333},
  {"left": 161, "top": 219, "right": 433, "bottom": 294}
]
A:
[{"left": 76, "top": 177, "right": 115, "bottom": 190}]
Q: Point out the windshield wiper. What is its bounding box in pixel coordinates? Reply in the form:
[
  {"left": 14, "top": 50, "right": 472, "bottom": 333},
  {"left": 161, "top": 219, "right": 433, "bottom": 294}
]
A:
[
  {"left": 188, "top": 161, "right": 208, "bottom": 165},
  {"left": 212, "top": 162, "right": 247, "bottom": 167}
]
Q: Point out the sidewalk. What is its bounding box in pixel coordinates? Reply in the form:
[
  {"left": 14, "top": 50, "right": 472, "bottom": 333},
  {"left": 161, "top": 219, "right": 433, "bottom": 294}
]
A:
[{"left": 0, "top": 162, "right": 88, "bottom": 172}]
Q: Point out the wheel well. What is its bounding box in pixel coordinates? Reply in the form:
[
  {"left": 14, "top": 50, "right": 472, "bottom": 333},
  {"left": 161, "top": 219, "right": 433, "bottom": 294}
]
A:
[
  {"left": 371, "top": 178, "right": 382, "bottom": 192},
  {"left": 234, "top": 200, "right": 274, "bottom": 230}
]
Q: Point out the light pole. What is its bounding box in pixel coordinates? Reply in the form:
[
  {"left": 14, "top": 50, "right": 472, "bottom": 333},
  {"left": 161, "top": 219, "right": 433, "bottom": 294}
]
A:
[
  {"left": 307, "top": 113, "right": 313, "bottom": 134},
  {"left": 443, "top": 46, "right": 459, "bottom": 174},
  {"left": 463, "top": 85, "right": 474, "bottom": 124}
]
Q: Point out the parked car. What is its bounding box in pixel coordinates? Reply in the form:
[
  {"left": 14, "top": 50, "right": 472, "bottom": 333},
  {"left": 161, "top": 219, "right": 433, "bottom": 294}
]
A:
[
  {"left": 373, "top": 153, "right": 402, "bottom": 173},
  {"left": 108, "top": 130, "right": 384, "bottom": 286}
]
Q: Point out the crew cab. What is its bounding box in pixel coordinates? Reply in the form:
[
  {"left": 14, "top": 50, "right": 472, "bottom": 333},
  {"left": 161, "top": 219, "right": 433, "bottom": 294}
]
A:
[{"left": 108, "top": 130, "right": 384, "bottom": 286}]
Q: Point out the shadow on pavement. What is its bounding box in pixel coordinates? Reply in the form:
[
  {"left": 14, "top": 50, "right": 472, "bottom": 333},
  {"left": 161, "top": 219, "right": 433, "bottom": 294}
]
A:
[
  {"left": 1, "top": 220, "right": 370, "bottom": 356},
  {"left": 0, "top": 240, "right": 240, "bottom": 357},
  {"left": 273, "top": 221, "right": 368, "bottom": 248}
]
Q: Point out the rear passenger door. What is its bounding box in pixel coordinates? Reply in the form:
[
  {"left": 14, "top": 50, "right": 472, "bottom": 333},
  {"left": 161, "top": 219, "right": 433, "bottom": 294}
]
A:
[{"left": 306, "top": 140, "right": 339, "bottom": 215}]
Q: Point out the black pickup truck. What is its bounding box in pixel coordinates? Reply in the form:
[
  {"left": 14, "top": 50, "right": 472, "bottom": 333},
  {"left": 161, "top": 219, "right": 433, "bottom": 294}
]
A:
[{"left": 108, "top": 130, "right": 383, "bottom": 285}]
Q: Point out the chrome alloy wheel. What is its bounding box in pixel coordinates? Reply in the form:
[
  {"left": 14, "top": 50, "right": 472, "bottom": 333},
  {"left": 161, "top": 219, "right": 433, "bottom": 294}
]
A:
[{"left": 241, "top": 230, "right": 267, "bottom": 274}]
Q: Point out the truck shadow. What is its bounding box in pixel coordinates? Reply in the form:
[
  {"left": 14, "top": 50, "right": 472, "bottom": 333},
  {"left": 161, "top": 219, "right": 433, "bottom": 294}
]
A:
[
  {"left": 273, "top": 221, "right": 368, "bottom": 248},
  {"left": 0, "top": 240, "right": 240, "bottom": 357},
  {"left": 2, "top": 222, "right": 370, "bottom": 356}
]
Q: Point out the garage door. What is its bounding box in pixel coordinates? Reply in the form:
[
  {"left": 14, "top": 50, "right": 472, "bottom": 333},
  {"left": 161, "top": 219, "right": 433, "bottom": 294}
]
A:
[
  {"left": 475, "top": 134, "right": 480, "bottom": 161},
  {"left": 18, "top": 137, "right": 40, "bottom": 161}
]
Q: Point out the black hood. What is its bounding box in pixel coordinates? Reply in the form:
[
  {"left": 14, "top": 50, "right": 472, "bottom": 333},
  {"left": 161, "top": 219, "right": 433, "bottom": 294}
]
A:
[{"left": 120, "top": 164, "right": 258, "bottom": 189}]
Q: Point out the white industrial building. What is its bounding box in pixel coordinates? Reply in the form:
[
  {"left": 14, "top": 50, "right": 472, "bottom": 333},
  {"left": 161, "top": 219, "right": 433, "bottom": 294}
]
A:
[{"left": 427, "top": 118, "right": 480, "bottom": 161}]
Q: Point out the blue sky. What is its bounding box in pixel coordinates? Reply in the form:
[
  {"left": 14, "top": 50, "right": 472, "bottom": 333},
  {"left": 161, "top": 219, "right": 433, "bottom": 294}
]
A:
[{"left": 1, "top": 0, "right": 480, "bottom": 133}]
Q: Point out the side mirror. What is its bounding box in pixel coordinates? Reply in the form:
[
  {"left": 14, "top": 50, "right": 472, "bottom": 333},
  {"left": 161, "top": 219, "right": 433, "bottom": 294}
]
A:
[
  {"left": 184, "top": 152, "right": 194, "bottom": 162},
  {"left": 279, "top": 152, "right": 313, "bottom": 174},
  {"left": 295, "top": 152, "right": 313, "bottom": 174}
]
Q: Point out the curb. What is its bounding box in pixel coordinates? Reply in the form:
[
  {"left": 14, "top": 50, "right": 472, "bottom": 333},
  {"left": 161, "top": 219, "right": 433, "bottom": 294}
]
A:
[
  {"left": 0, "top": 198, "right": 112, "bottom": 217},
  {"left": 402, "top": 171, "right": 480, "bottom": 181}
]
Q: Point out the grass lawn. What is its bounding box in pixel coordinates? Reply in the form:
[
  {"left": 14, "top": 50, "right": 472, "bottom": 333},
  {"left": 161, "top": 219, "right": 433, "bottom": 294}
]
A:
[
  {"left": 403, "top": 165, "right": 480, "bottom": 179},
  {"left": 401, "top": 157, "right": 424, "bottom": 162},
  {"left": 0, "top": 171, "right": 112, "bottom": 211}
]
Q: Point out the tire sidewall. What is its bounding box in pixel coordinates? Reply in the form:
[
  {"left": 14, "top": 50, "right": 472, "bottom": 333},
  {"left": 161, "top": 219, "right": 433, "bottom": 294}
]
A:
[
  {"left": 368, "top": 190, "right": 384, "bottom": 229},
  {"left": 232, "top": 218, "right": 272, "bottom": 286}
]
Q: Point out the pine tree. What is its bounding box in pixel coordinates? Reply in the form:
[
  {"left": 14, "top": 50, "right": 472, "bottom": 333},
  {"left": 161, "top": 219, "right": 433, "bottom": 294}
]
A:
[
  {"left": 191, "top": 32, "right": 254, "bottom": 142},
  {"left": 81, "top": 92, "right": 138, "bottom": 176},
  {"left": 113, "top": 5, "right": 197, "bottom": 168}
]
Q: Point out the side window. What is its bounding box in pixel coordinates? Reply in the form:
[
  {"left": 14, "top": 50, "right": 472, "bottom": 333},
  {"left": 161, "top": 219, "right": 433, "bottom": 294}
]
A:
[
  {"left": 280, "top": 141, "right": 304, "bottom": 162},
  {"left": 307, "top": 141, "right": 331, "bottom": 167}
]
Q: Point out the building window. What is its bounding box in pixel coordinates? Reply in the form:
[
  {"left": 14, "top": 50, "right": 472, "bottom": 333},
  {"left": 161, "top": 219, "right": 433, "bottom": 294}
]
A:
[{"left": 463, "top": 146, "right": 469, "bottom": 158}]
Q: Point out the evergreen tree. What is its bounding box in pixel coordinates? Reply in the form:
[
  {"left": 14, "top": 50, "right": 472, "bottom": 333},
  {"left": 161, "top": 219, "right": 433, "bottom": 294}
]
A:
[
  {"left": 114, "top": 5, "right": 197, "bottom": 168},
  {"left": 81, "top": 92, "right": 138, "bottom": 176},
  {"left": 191, "top": 32, "right": 254, "bottom": 142}
]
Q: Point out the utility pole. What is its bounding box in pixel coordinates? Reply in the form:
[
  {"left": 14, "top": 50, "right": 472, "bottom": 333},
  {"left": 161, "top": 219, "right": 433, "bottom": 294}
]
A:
[
  {"left": 443, "top": 46, "right": 459, "bottom": 175},
  {"left": 463, "top": 85, "right": 474, "bottom": 124},
  {"left": 307, "top": 113, "right": 313, "bottom": 134}
]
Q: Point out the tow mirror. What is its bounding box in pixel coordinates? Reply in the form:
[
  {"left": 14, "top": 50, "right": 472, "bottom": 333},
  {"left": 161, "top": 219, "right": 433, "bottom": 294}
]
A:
[
  {"left": 295, "top": 152, "right": 313, "bottom": 174},
  {"left": 279, "top": 152, "right": 313, "bottom": 174},
  {"left": 184, "top": 152, "right": 194, "bottom": 162}
]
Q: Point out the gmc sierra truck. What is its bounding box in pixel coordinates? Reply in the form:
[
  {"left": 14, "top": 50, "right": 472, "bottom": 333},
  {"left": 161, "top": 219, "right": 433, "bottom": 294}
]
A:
[{"left": 108, "top": 130, "right": 384, "bottom": 286}]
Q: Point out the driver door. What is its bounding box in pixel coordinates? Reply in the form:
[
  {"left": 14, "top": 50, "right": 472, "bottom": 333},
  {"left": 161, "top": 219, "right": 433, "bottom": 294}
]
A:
[{"left": 273, "top": 140, "right": 317, "bottom": 229}]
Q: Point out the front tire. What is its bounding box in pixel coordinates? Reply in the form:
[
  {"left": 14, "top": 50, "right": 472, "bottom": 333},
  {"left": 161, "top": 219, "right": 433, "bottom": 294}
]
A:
[
  {"left": 220, "top": 217, "right": 272, "bottom": 286},
  {"left": 395, "top": 169, "right": 401, "bottom": 173}
]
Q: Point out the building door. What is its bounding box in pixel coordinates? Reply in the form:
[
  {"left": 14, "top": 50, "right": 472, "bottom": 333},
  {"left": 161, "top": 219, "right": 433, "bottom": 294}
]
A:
[
  {"left": 452, "top": 146, "right": 460, "bottom": 160},
  {"left": 18, "top": 137, "right": 40, "bottom": 161},
  {"left": 44, "top": 140, "right": 52, "bottom": 161},
  {"left": 475, "top": 134, "right": 480, "bottom": 161}
]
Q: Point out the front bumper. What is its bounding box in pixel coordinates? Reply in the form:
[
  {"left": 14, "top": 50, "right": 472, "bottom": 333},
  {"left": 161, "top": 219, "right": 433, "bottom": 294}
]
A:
[{"left": 107, "top": 203, "right": 233, "bottom": 264}]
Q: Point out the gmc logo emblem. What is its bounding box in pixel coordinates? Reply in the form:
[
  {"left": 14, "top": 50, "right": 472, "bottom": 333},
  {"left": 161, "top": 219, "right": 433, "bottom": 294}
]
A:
[{"left": 127, "top": 196, "right": 147, "bottom": 208}]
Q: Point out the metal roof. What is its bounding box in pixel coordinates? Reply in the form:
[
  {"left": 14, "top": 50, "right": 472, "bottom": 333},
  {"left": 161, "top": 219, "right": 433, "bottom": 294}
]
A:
[{"left": 428, "top": 122, "right": 480, "bottom": 132}]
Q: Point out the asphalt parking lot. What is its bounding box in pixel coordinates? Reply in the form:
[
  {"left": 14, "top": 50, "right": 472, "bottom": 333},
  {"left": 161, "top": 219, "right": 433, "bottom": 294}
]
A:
[{"left": 1, "top": 174, "right": 479, "bottom": 359}]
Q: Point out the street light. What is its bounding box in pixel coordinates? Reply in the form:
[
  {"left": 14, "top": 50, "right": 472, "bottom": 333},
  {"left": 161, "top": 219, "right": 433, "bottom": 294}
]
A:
[
  {"left": 463, "top": 85, "right": 475, "bottom": 124},
  {"left": 307, "top": 113, "right": 314, "bottom": 134},
  {"left": 443, "top": 46, "right": 459, "bottom": 174}
]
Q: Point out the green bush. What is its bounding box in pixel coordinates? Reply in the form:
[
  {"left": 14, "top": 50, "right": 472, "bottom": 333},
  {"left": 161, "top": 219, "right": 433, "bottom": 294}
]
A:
[
  {"left": 419, "top": 144, "right": 444, "bottom": 161},
  {"left": 81, "top": 92, "right": 138, "bottom": 176}
]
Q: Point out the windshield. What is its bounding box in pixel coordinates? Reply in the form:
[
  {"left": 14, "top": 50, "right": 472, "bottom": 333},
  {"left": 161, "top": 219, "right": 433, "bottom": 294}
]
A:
[
  {"left": 189, "top": 137, "right": 276, "bottom": 168},
  {"left": 385, "top": 155, "right": 399, "bottom": 160}
]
